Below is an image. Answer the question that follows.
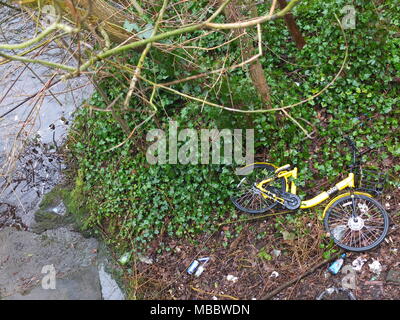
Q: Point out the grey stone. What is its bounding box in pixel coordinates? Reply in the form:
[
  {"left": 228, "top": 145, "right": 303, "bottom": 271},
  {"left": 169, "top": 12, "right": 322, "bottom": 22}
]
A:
[
  {"left": 0, "top": 227, "right": 100, "bottom": 299},
  {"left": 4, "top": 267, "right": 102, "bottom": 300},
  {"left": 98, "top": 264, "right": 125, "bottom": 300}
]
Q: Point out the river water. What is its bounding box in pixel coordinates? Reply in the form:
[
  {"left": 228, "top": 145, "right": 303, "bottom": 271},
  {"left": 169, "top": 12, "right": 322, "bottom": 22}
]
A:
[
  {"left": 0, "top": 6, "right": 93, "bottom": 226},
  {"left": 0, "top": 6, "right": 124, "bottom": 300}
]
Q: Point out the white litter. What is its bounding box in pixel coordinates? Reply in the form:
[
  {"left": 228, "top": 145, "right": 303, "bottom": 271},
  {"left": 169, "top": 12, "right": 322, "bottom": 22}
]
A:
[
  {"left": 368, "top": 259, "right": 382, "bottom": 275},
  {"left": 326, "top": 287, "right": 335, "bottom": 295},
  {"left": 138, "top": 254, "right": 153, "bottom": 265},
  {"left": 358, "top": 202, "right": 369, "bottom": 214},
  {"left": 332, "top": 225, "right": 347, "bottom": 241},
  {"left": 272, "top": 249, "right": 281, "bottom": 258},
  {"left": 269, "top": 271, "right": 279, "bottom": 278},
  {"left": 226, "top": 275, "right": 238, "bottom": 283},
  {"left": 352, "top": 257, "right": 367, "bottom": 272},
  {"left": 118, "top": 252, "right": 131, "bottom": 265}
]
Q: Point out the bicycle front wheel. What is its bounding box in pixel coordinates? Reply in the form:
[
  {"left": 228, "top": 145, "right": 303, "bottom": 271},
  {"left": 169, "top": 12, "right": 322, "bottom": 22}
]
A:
[
  {"left": 231, "top": 163, "right": 287, "bottom": 214},
  {"left": 324, "top": 194, "right": 389, "bottom": 252}
]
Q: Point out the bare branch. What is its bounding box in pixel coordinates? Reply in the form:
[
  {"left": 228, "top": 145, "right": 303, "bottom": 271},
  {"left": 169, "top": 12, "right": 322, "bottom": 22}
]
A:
[{"left": 123, "top": 0, "right": 169, "bottom": 109}]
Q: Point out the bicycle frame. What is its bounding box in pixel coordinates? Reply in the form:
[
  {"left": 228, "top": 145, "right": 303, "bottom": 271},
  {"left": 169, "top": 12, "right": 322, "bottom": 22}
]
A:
[{"left": 256, "top": 165, "right": 356, "bottom": 209}]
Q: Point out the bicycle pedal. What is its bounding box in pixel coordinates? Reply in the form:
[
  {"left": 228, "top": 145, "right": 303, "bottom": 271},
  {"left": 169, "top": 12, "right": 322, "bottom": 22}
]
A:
[
  {"left": 281, "top": 192, "right": 301, "bottom": 210},
  {"left": 262, "top": 188, "right": 301, "bottom": 210}
]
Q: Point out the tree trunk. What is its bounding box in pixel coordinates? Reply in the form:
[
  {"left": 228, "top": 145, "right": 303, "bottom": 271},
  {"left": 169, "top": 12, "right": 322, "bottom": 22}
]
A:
[
  {"left": 277, "top": 0, "right": 306, "bottom": 49},
  {"left": 217, "top": 0, "right": 272, "bottom": 107}
]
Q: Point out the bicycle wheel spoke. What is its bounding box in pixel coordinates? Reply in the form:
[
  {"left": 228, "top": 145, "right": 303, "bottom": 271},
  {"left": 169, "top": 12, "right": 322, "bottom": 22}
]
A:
[
  {"left": 340, "top": 228, "right": 352, "bottom": 244},
  {"left": 232, "top": 164, "right": 286, "bottom": 213},
  {"left": 325, "top": 194, "right": 388, "bottom": 251}
]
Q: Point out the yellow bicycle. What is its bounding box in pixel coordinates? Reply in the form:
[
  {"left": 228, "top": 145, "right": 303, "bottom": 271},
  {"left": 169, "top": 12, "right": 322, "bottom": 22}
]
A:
[{"left": 231, "top": 138, "right": 389, "bottom": 252}]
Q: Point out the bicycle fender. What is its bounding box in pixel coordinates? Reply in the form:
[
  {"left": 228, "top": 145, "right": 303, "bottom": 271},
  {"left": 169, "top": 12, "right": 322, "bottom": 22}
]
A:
[{"left": 322, "top": 191, "right": 373, "bottom": 218}]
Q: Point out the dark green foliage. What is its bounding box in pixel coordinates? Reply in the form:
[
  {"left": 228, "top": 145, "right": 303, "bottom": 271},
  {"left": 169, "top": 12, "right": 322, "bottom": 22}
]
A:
[
  {"left": 69, "top": 105, "right": 239, "bottom": 254},
  {"left": 253, "top": 0, "right": 400, "bottom": 192},
  {"left": 68, "top": 0, "right": 400, "bottom": 258}
]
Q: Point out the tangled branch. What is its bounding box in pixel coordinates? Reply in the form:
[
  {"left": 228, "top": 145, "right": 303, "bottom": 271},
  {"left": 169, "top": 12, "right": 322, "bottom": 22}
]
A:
[{"left": 0, "top": 0, "right": 301, "bottom": 76}]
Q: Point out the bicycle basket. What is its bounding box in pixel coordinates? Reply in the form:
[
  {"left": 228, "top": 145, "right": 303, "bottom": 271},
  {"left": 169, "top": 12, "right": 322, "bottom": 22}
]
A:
[{"left": 356, "top": 167, "right": 386, "bottom": 195}]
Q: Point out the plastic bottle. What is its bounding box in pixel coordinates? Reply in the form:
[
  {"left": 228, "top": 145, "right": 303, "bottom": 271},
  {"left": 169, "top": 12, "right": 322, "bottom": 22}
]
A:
[
  {"left": 187, "top": 260, "right": 199, "bottom": 275},
  {"left": 328, "top": 253, "right": 346, "bottom": 275},
  {"left": 194, "top": 266, "right": 204, "bottom": 277}
]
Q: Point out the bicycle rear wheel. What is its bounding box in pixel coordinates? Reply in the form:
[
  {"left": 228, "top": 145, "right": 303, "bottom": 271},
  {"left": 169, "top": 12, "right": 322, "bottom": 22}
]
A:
[
  {"left": 324, "top": 194, "right": 389, "bottom": 252},
  {"left": 231, "top": 163, "right": 287, "bottom": 214}
]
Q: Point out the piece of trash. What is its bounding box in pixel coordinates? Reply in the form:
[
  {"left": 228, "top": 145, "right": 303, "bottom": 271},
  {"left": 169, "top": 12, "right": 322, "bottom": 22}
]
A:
[
  {"left": 138, "top": 254, "right": 153, "bottom": 265},
  {"left": 368, "top": 259, "right": 382, "bottom": 275},
  {"left": 328, "top": 253, "right": 346, "bottom": 275},
  {"left": 341, "top": 265, "right": 357, "bottom": 290},
  {"left": 226, "top": 275, "right": 238, "bottom": 283},
  {"left": 212, "top": 296, "right": 218, "bottom": 300},
  {"left": 316, "top": 287, "right": 356, "bottom": 300},
  {"left": 187, "top": 257, "right": 210, "bottom": 276},
  {"left": 358, "top": 202, "right": 369, "bottom": 214},
  {"left": 187, "top": 260, "right": 199, "bottom": 274},
  {"left": 269, "top": 271, "right": 279, "bottom": 278},
  {"left": 194, "top": 266, "right": 205, "bottom": 277},
  {"left": 118, "top": 252, "right": 131, "bottom": 265},
  {"left": 326, "top": 287, "right": 335, "bottom": 295},
  {"left": 198, "top": 257, "right": 210, "bottom": 263},
  {"left": 352, "top": 256, "right": 367, "bottom": 272},
  {"left": 332, "top": 225, "right": 347, "bottom": 241},
  {"left": 272, "top": 249, "right": 281, "bottom": 258}
]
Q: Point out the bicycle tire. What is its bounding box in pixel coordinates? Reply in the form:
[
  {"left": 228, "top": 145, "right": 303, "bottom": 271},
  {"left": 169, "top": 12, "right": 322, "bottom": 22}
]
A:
[
  {"left": 231, "top": 163, "right": 287, "bottom": 214},
  {"left": 324, "top": 194, "right": 389, "bottom": 252}
]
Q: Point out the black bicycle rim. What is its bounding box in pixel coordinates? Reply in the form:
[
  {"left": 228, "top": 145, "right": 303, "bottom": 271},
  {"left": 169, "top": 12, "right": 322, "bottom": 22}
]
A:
[
  {"left": 231, "top": 163, "right": 286, "bottom": 214},
  {"left": 324, "top": 194, "right": 389, "bottom": 252}
]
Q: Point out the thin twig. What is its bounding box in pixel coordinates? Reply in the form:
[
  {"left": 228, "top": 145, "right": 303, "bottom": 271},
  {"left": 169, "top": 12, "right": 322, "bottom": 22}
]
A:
[
  {"left": 123, "top": 0, "right": 169, "bottom": 109},
  {"left": 140, "top": 14, "right": 348, "bottom": 115},
  {"left": 261, "top": 252, "right": 342, "bottom": 300},
  {"left": 191, "top": 286, "right": 239, "bottom": 300}
]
